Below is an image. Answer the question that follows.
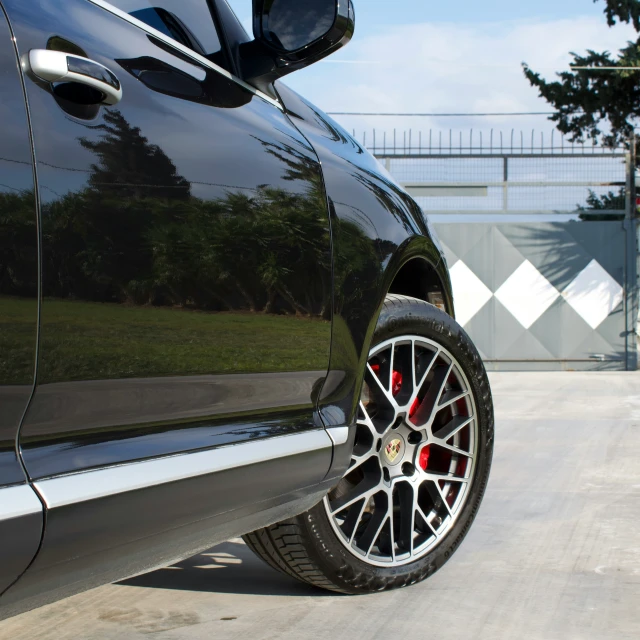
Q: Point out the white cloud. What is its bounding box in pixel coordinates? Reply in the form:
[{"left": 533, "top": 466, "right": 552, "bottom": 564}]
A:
[{"left": 284, "top": 16, "right": 637, "bottom": 140}]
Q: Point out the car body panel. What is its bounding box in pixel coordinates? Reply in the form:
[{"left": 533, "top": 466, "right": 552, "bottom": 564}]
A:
[
  {"left": 5, "top": 0, "right": 333, "bottom": 480},
  {"left": 274, "top": 82, "right": 451, "bottom": 430},
  {"left": 0, "top": 2, "right": 43, "bottom": 596},
  {"left": 1, "top": 0, "right": 336, "bottom": 616},
  {"left": 0, "top": 2, "right": 38, "bottom": 488},
  {"left": 0, "top": 0, "right": 455, "bottom": 619},
  {"left": 0, "top": 431, "right": 334, "bottom": 615},
  {"left": 0, "top": 485, "right": 43, "bottom": 596}
]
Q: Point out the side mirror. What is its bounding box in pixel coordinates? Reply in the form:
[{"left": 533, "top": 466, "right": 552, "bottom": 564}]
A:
[{"left": 241, "top": 0, "right": 355, "bottom": 96}]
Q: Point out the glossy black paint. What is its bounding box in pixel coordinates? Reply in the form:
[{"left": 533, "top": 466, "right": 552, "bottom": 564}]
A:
[
  {"left": 0, "top": 511, "right": 43, "bottom": 596},
  {"left": 5, "top": 0, "right": 333, "bottom": 479},
  {"left": 242, "top": 0, "right": 354, "bottom": 95},
  {"left": 0, "top": 4, "right": 37, "bottom": 487},
  {"left": 22, "top": 375, "right": 323, "bottom": 478},
  {"left": 0, "top": 447, "right": 333, "bottom": 618},
  {"left": 273, "top": 82, "right": 451, "bottom": 429},
  {"left": 0, "top": 0, "right": 456, "bottom": 619}
]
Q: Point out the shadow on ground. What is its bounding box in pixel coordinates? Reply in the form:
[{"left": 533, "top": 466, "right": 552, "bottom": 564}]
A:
[{"left": 119, "top": 540, "right": 333, "bottom": 598}]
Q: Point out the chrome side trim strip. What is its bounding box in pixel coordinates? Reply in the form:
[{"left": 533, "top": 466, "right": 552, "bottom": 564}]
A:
[
  {"left": 327, "top": 426, "right": 350, "bottom": 446},
  {"left": 34, "top": 429, "right": 333, "bottom": 509},
  {"left": 86, "top": 0, "right": 283, "bottom": 111},
  {"left": 0, "top": 484, "right": 43, "bottom": 522}
]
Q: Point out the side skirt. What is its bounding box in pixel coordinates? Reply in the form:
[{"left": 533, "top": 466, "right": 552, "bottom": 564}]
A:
[
  {"left": 0, "top": 485, "right": 43, "bottom": 596},
  {"left": 1, "top": 430, "right": 333, "bottom": 619}
]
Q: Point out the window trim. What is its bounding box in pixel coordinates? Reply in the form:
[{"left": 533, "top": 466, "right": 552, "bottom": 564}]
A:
[
  {"left": 86, "top": 0, "right": 283, "bottom": 110},
  {"left": 206, "top": 0, "right": 239, "bottom": 79},
  {"left": 210, "top": 0, "right": 251, "bottom": 80}
]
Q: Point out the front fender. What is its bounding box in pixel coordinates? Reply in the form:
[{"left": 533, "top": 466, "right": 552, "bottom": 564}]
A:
[{"left": 275, "top": 82, "right": 453, "bottom": 429}]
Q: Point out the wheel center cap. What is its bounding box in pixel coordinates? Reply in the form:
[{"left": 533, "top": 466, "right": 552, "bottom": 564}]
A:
[{"left": 383, "top": 435, "right": 405, "bottom": 466}]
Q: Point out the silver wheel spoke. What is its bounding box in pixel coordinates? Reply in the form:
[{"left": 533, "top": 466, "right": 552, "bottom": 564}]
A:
[
  {"left": 431, "top": 440, "right": 474, "bottom": 459},
  {"left": 365, "top": 514, "right": 389, "bottom": 557},
  {"left": 426, "top": 480, "right": 452, "bottom": 517},
  {"left": 424, "top": 471, "right": 470, "bottom": 484},
  {"left": 348, "top": 403, "right": 380, "bottom": 473},
  {"left": 437, "top": 389, "right": 470, "bottom": 411},
  {"left": 433, "top": 414, "right": 474, "bottom": 441},
  {"left": 359, "top": 401, "right": 376, "bottom": 430},
  {"left": 348, "top": 499, "right": 369, "bottom": 544},
  {"left": 348, "top": 453, "right": 373, "bottom": 474},
  {"left": 386, "top": 489, "right": 396, "bottom": 563},
  {"left": 405, "top": 345, "right": 440, "bottom": 413},
  {"left": 330, "top": 486, "right": 377, "bottom": 515},
  {"left": 426, "top": 361, "right": 455, "bottom": 427},
  {"left": 412, "top": 361, "right": 453, "bottom": 427},
  {"left": 366, "top": 363, "right": 397, "bottom": 409},
  {"left": 324, "top": 334, "right": 479, "bottom": 568},
  {"left": 416, "top": 504, "right": 439, "bottom": 538}
]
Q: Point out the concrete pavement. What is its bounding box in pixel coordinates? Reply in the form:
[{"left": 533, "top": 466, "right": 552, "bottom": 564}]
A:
[{"left": 1, "top": 372, "right": 639, "bottom": 640}]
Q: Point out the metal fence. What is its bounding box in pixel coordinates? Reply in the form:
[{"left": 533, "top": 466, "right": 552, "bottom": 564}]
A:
[
  {"left": 368, "top": 129, "right": 638, "bottom": 370},
  {"left": 366, "top": 129, "right": 630, "bottom": 217}
]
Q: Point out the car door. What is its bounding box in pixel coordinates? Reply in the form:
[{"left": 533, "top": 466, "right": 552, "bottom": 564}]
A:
[
  {"left": 0, "top": 0, "right": 335, "bottom": 608},
  {"left": 0, "top": 3, "right": 43, "bottom": 596}
]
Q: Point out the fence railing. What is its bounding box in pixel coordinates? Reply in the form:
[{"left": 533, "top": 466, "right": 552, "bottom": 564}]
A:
[
  {"left": 359, "top": 128, "right": 627, "bottom": 157},
  {"left": 369, "top": 130, "right": 632, "bottom": 216}
]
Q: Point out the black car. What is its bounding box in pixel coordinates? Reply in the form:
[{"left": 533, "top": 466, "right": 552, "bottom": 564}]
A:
[{"left": 0, "top": 0, "right": 493, "bottom": 619}]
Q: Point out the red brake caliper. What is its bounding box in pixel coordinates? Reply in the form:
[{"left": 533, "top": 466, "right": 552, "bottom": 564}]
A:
[
  {"left": 418, "top": 445, "right": 431, "bottom": 470},
  {"left": 372, "top": 363, "right": 430, "bottom": 470}
]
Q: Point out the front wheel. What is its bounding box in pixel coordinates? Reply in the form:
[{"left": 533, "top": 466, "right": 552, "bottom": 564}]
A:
[{"left": 244, "top": 294, "right": 494, "bottom": 593}]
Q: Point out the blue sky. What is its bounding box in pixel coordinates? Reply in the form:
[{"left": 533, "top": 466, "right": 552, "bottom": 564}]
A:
[
  {"left": 321, "top": 0, "right": 608, "bottom": 32},
  {"left": 226, "top": 1, "right": 636, "bottom": 142},
  {"left": 227, "top": 0, "right": 609, "bottom": 32}
]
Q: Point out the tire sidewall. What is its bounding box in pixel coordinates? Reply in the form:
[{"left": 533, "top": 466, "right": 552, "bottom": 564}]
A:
[{"left": 301, "top": 297, "right": 495, "bottom": 592}]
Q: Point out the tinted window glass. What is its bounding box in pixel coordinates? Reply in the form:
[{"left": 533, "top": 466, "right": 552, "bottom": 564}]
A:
[{"left": 110, "top": 1, "right": 224, "bottom": 60}]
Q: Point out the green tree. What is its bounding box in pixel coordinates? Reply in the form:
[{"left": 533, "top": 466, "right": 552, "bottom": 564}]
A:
[
  {"left": 523, "top": 0, "right": 640, "bottom": 145},
  {"left": 0, "top": 190, "right": 38, "bottom": 296}
]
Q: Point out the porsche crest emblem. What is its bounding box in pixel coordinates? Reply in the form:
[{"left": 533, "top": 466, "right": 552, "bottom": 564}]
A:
[{"left": 385, "top": 439, "right": 403, "bottom": 463}]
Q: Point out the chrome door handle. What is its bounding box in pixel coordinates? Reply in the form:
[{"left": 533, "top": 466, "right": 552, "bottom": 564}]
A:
[{"left": 25, "top": 49, "right": 123, "bottom": 105}]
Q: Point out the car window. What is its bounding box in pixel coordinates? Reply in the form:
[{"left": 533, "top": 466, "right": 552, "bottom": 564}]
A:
[{"left": 109, "top": 1, "right": 227, "bottom": 64}]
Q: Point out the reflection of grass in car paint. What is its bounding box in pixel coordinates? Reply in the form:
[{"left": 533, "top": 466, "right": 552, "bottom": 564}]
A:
[
  {"left": 0, "top": 297, "right": 331, "bottom": 384},
  {"left": 0, "top": 297, "right": 38, "bottom": 384}
]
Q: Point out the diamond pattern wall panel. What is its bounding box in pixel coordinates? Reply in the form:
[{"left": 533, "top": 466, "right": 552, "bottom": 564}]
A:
[
  {"left": 496, "top": 223, "right": 593, "bottom": 292},
  {"left": 433, "top": 220, "right": 630, "bottom": 370},
  {"left": 495, "top": 260, "right": 559, "bottom": 329},
  {"left": 528, "top": 297, "right": 593, "bottom": 359},
  {"left": 562, "top": 260, "right": 624, "bottom": 329},
  {"left": 448, "top": 260, "right": 492, "bottom": 327},
  {"left": 463, "top": 227, "right": 526, "bottom": 291}
]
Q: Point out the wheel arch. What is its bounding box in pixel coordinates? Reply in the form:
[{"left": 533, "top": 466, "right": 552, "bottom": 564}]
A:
[
  {"left": 388, "top": 257, "right": 453, "bottom": 316},
  {"left": 381, "top": 237, "right": 455, "bottom": 320}
]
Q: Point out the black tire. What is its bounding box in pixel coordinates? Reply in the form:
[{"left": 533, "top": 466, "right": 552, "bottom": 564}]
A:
[{"left": 243, "top": 294, "right": 494, "bottom": 594}]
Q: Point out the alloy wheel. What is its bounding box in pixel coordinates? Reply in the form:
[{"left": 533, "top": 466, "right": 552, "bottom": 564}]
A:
[{"left": 324, "top": 335, "right": 478, "bottom": 567}]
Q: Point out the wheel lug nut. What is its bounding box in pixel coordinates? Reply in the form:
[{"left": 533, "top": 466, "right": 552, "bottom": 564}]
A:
[
  {"left": 408, "top": 432, "right": 422, "bottom": 445},
  {"left": 383, "top": 468, "right": 390, "bottom": 482}
]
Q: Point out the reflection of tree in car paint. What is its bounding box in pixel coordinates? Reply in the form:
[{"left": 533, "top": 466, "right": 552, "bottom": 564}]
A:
[
  {"left": 0, "top": 109, "right": 384, "bottom": 382},
  {"left": 28, "top": 109, "right": 380, "bottom": 317}
]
